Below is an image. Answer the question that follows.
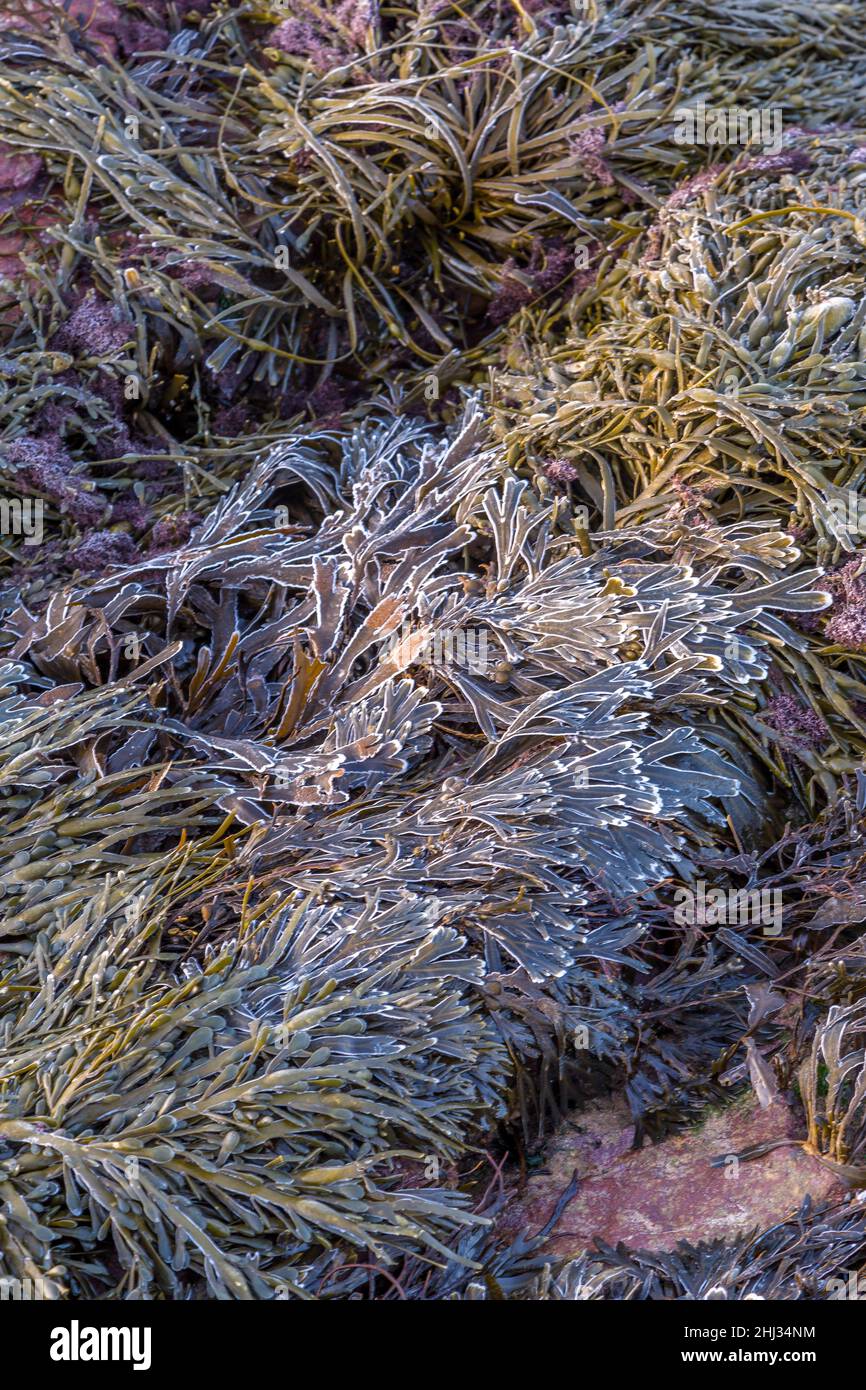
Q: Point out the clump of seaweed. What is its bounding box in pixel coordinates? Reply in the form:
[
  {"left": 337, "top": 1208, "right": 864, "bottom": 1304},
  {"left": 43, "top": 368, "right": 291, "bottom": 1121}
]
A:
[
  {"left": 495, "top": 129, "right": 866, "bottom": 560},
  {"left": 445, "top": 1197, "right": 866, "bottom": 1299},
  {"left": 0, "top": 406, "right": 848, "bottom": 1295},
  {"left": 494, "top": 128, "right": 866, "bottom": 807},
  {"left": 3, "top": 0, "right": 862, "bottom": 404},
  {"left": 799, "top": 1002, "right": 866, "bottom": 1168},
  {"left": 3, "top": 0, "right": 866, "bottom": 1305}
]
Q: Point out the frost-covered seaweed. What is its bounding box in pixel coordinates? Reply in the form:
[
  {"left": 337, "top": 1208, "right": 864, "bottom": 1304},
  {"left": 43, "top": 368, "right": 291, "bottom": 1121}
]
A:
[{"left": 2, "top": 0, "right": 866, "bottom": 1301}]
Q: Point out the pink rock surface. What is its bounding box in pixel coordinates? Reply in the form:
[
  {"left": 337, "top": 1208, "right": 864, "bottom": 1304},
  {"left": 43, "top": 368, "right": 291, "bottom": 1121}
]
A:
[
  {"left": 499, "top": 1094, "right": 844, "bottom": 1255},
  {"left": 0, "top": 0, "right": 118, "bottom": 49},
  {"left": 0, "top": 0, "right": 175, "bottom": 59},
  {"left": 0, "top": 147, "right": 43, "bottom": 191}
]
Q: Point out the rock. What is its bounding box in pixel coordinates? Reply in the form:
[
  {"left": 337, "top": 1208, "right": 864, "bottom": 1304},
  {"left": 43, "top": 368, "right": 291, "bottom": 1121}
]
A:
[
  {"left": 0, "top": 148, "right": 43, "bottom": 191},
  {"left": 499, "top": 1093, "right": 844, "bottom": 1256}
]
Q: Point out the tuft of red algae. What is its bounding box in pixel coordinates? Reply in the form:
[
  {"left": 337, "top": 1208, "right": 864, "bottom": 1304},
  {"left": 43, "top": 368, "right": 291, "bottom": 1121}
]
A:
[{"left": 0, "top": 145, "right": 43, "bottom": 191}]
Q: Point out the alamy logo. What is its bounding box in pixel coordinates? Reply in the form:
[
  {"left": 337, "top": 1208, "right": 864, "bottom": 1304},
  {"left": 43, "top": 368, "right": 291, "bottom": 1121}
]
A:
[
  {"left": 382, "top": 622, "right": 488, "bottom": 674},
  {"left": 1, "top": 1275, "right": 49, "bottom": 1299},
  {"left": 826, "top": 1270, "right": 866, "bottom": 1300},
  {"left": 49, "top": 1320, "right": 152, "bottom": 1371},
  {"left": 673, "top": 880, "right": 782, "bottom": 936},
  {"left": 674, "top": 102, "right": 783, "bottom": 154},
  {"left": 826, "top": 492, "right": 866, "bottom": 539},
  {"left": 0, "top": 495, "right": 43, "bottom": 544}
]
